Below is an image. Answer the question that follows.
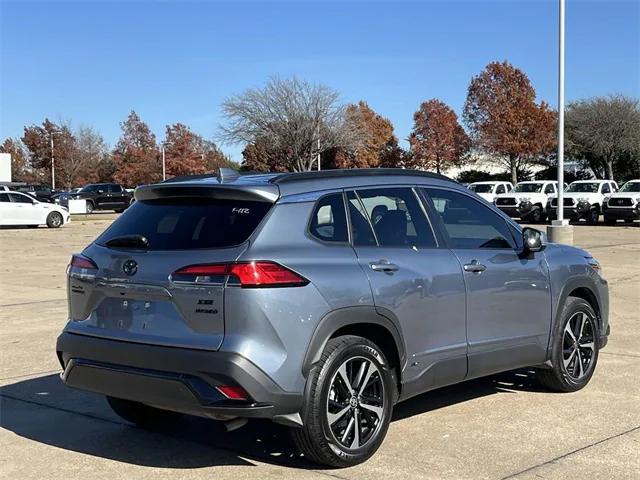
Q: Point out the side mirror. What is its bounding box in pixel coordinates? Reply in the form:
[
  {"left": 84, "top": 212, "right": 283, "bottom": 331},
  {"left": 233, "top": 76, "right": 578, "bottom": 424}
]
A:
[
  {"left": 522, "top": 227, "right": 546, "bottom": 253},
  {"left": 97, "top": 189, "right": 105, "bottom": 194}
]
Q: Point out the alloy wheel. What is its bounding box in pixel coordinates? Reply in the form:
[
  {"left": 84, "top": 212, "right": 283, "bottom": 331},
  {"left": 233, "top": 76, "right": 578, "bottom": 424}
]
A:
[
  {"left": 326, "top": 356, "right": 385, "bottom": 450},
  {"left": 562, "top": 311, "right": 596, "bottom": 380}
]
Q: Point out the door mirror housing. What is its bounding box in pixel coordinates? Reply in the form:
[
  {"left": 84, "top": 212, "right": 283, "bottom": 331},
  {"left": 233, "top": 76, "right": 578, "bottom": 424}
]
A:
[
  {"left": 522, "top": 227, "right": 546, "bottom": 253},
  {"left": 97, "top": 189, "right": 105, "bottom": 194}
]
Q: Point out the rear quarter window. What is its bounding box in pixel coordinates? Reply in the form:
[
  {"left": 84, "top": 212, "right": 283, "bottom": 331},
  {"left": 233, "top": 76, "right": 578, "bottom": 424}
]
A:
[{"left": 96, "top": 198, "right": 271, "bottom": 250}]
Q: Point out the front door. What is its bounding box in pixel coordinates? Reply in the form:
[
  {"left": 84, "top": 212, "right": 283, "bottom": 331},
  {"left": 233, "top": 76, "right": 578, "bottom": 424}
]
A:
[
  {"left": 9, "top": 193, "right": 41, "bottom": 224},
  {"left": 421, "top": 187, "right": 552, "bottom": 379},
  {"left": 346, "top": 187, "right": 467, "bottom": 398}
]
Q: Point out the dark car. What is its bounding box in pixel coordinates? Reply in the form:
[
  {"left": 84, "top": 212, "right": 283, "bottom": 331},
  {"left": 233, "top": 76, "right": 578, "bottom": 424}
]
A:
[
  {"left": 73, "top": 183, "right": 133, "bottom": 213},
  {"left": 57, "top": 168, "right": 609, "bottom": 467},
  {"left": 14, "top": 184, "right": 54, "bottom": 203}
]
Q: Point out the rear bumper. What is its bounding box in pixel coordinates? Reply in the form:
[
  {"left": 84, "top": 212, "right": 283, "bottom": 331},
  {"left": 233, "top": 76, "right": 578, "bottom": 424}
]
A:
[{"left": 56, "top": 332, "right": 303, "bottom": 421}]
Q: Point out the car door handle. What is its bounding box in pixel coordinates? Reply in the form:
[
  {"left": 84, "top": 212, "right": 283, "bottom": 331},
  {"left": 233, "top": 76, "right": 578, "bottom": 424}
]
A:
[
  {"left": 370, "top": 261, "right": 399, "bottom": 273},
  {"left": 463, "top": 260, "right": 486, "bottom": 273}
]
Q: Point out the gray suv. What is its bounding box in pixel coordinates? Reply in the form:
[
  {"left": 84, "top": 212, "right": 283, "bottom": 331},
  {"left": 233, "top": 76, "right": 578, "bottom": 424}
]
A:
[{"left": 56, "top": 169, "right": 609, "bottom": 467}]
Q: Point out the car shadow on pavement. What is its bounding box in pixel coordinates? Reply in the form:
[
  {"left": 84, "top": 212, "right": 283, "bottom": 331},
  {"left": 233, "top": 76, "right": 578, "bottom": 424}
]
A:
[{"left": 0, "top": 368, "right": 546, "bottom": 469}]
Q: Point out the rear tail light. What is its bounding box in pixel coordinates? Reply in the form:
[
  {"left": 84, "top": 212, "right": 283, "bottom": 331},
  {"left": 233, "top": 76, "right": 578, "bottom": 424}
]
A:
[
  {"left": 69, "top": 254, "right": 98, "bottom": 270},
  {"left": 172, "top": 261, "right": 308, "bottom": 288},
  {"left": 68, "top": 254, "right": 98, "bottom": 279},
  {"left": 216, "top": 385, "right": 249, "bottom": 400}
]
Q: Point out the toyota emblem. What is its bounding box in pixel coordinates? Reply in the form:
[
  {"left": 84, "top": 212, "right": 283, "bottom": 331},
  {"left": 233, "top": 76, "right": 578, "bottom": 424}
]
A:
[{"left": 122, "top": 259, "right": 138, "bottom": 276}]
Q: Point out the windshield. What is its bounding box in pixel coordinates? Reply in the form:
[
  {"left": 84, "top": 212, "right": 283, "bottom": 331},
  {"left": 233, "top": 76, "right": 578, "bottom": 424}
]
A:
[
  {"left": 619, "top": 181, "right": 640, "bottom": 193},
  {"left": 513, "top": 183, "right": 544, "bottom": 193},
  {"left": 567, "top": 183, "right": 599, "bottom": 193},
  {"left": 469, "top": 184, "right": 493, "bottom": 193}
]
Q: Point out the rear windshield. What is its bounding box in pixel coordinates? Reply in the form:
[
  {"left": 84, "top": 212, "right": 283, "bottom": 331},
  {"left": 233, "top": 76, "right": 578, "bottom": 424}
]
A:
[{"left": 96, "top": 198, "right": 271, "bottom": 250}]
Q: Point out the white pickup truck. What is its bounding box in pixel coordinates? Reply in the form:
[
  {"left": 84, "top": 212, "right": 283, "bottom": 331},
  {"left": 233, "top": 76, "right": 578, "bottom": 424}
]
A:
[
  {"left": 602, "top": 179, "right": 640, "bottom": 225},
  {"left": 467, "top": 181, "right": 514, "bottom": 203},
  {"left": 494, "top": 180, "right": 561, "bottom": 223},
  {"left": 547, "top": 180, "right": 619, "bottom": 225}
]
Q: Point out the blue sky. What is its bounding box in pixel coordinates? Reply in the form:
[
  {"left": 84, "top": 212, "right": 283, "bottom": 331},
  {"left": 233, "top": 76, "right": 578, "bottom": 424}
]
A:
[{"left": 1, "top": 0, "right": 638, "bottom": 161}]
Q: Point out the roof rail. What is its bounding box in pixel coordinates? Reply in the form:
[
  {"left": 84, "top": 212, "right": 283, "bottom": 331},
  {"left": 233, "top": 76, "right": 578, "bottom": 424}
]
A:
[{"left": 269, "top": 168, "right": 456, "bottom": 184}]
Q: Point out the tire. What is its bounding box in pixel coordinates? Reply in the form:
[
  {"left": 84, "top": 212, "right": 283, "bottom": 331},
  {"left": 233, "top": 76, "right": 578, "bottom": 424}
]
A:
[
  {"left": 85, "top": 201, "right": 94, "bottom": 214},
  {"left": 115, "top": 209, "right": 124, "bottom": 214},
  {"left": 46, "top": 212, "right": 63, "bottom": 228},
  {"left": 529, "top": 206, "right": 543, "bottom": 224},
  {"left": 604, "top": 215, "right": 617, "bottom": 226},
  {"left": 106, "top": 396, "right": 183, "bottom": 428},
  {"left": 291, "top": 335, "right": 394, "bottom": 467},
  {"left": 537, "top": 297, "right": 600, "bottom": 392},
  {"left": 586, "top": 207, "right": 599, "bottom": 225}
]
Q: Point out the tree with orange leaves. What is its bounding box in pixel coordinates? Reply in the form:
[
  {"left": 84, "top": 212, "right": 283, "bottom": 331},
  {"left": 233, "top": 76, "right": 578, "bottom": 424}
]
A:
[
  {"left": 112, "top": 111, "right": 160, "bottom": 187},
  {"left": 409, "top": 99, "right": 470, "bottom": 174},
  {"left": 463, "top": 60, "right": 556, "bottom": 184}
]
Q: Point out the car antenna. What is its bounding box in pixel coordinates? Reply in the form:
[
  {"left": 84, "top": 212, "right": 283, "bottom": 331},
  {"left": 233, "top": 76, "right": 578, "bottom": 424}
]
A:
[{"left": 217, "top": 167, "right": 241, "bottom": 184}]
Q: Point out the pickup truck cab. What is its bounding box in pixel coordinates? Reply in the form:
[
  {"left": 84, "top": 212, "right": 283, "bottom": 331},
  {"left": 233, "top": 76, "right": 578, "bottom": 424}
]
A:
[
  {"left": 73, "top": 183, "right": 133, "bottom": 214},
  {"left": 602, "top": 179, "right": 640, "bottom": 225},
  {"left": 494, "top": 180, "right": 560, "bottom": 223},
  {"left": 547, "top": 180, "right": 619, "bottom": 225},
  {"left": 467, "top": 181, "right": 513, "bottom": 203}
]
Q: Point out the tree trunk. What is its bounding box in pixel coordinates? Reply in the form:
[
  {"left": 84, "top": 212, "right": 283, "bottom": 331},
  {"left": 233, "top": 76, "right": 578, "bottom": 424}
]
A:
[
  {"left": 510, "top": 155, "right": 518, "bottom": 184},
  {"left": 606, "top": 158, "right": 614, "bottom": 180}
]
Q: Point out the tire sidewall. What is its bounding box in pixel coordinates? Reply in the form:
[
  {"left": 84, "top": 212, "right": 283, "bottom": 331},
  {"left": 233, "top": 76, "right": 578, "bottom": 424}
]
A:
[
  {"left": 551, "top": 298, "right": 600, "bottom": 390},
  {"left": 314, "top": 340, "right": 394, "bottom": 465}
]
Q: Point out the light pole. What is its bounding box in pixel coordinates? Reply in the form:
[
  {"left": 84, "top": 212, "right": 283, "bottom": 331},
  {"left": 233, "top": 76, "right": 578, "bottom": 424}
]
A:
[
  {"left": 48, "top": 130, "right": 62, "bottom": 190},
  {"left": 548, "top": 0, "right": 573, "bottom": 244}
]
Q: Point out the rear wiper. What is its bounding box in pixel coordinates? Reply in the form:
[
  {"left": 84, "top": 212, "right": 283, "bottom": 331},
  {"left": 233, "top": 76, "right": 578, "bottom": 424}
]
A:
[{"left": 105, "top": 234, "right": 149, "bottom": 249}]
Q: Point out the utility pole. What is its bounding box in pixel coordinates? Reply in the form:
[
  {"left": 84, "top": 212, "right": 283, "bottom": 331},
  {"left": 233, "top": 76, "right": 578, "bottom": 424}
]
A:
[
  {"left": 50, "top": 137, "right": 56, "bottom": 190},
  {"left": 162, "top": 146, "right": 166, "bottom": 181}
]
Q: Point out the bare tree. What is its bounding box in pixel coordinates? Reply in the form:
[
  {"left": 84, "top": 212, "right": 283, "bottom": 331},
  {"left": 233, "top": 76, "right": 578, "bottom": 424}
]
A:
[
  {"left": 220, "top": 76, "right": 359, "bottom": 172},
  {"left": 566, "top": 95, "right": 640, "bottom": 180}
]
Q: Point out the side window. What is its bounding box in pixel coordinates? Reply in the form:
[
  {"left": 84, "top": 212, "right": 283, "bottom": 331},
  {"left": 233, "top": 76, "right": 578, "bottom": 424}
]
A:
[
  {"left": 308, "top": 193, "right": 348, "bottom": 243},
  {"left": 346, "top": 191, "right": 376, "bottom": 246},
  {"left": 601, "top": 183, "right": 610, "bottom": 194},
  {"left": 422, "top": 188, "right": 516, "bottom": 249},
  {"left": 0, "top": 193, "right": 10, "bottom": 202},
  {"left": 544, "top": 183, "right": 555, "bottom": 194},
  {"left": 354, "top": 188, "right": 437, "bottom": 248},
  {"left": 507, "top": 184, "right": 513, "bottom": 192},
  {"left": 496, "top": 184, "right": 506, "bottom": 194},
  {"left": 9, "top": 193, "right": 34, "bottom": 204},
  {"left": 109, "top": 184, "right": 123, "bottom": 193}
]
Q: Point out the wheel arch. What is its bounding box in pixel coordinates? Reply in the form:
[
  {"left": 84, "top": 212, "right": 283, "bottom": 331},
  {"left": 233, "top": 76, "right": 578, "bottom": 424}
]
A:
[{"left": 302, "top": 306, "right": 405, "bottom": 397}]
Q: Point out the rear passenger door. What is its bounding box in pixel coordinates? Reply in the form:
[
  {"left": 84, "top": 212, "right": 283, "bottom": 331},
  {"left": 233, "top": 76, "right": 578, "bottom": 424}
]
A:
[
  {"left": 421, "top": 187, "right": 552, "bottom": 379},
  {"left": 108, "top": 184, "right": 126, "bottom": 209},
  {"left": 346, "top": 187, "right": 467, "bottom": 397}
]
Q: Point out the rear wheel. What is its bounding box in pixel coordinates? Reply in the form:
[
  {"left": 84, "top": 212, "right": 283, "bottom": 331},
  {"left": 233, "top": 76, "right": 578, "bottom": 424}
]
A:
[
  {"left": 106, "top": 396, "right": 183, "bottom": 428},
  {"left": 537, "top": 297, "right": 599, "bottom": 392},
  {"left": 529, "top": 207, "right": 543, "bottom": 223},
  {"left": 46, "top": 212, "right": 63, "bottom": 228},
  {"left": 292, "top": 335, "right": 394, "bottom": 467}
]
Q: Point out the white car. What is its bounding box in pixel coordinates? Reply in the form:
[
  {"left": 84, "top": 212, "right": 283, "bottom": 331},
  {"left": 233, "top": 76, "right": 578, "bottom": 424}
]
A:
[
  {"left": 467, "top": 181, "right": 514, "bottom": 203},
  {"left": 547, "top": 179, "right": 618, "bottom": 225},
  {"left": 0, "top": 191, "right": 70, "bottom": 228},
  {"left": 494, "top": 180, "right": 561, "bottom": 223},
  {"left": 603, "top": 179, "right": 640, "bottom": 225}
]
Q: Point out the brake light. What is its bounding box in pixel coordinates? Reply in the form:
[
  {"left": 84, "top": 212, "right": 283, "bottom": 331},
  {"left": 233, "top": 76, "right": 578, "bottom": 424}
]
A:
[
  {"left": 69, "top": 254, "right": 98, "bottom": 270},
  {"left": 172, "top": 261, "right": 308, "bottom": 288},
  {"left": 216, "top": 385, "right": 249, "bottom": 400}
]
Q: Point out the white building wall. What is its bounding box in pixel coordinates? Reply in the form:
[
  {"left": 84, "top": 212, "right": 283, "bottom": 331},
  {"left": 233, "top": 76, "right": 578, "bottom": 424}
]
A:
[{"left": 0, "top": 153, "right": 11, "bottom": 183}]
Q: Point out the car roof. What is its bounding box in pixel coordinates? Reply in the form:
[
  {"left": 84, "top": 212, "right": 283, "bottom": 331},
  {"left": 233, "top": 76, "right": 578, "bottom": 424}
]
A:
[
  {"left": 571, "top": 179, "right": 612, "bottom": 183},
  {"left": 157, "top": 168, "right": 462, "bottom": 198},
  {"left": 469, "top": 181, "right": 505, "bottom": 185}
]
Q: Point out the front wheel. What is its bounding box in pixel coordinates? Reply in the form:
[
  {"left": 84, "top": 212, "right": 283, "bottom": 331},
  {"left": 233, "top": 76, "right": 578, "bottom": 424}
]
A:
[
  {"left": 292, "top": 335, "right": 394, "bottom": 467},
  {"left": 586, "top": 207, "right": 600, "bottom": 225},
  {"left": 537, "top": 297, "right": 600, "bottom": 392},
  {"left": 106, "top": 396, "right": 183, "bottom": 428},
  {"left": 46, "top": 212, "right": 63, "bottom": 228},
  {"left": 85, "top": 201, "right": 94, "bottom": 214}
]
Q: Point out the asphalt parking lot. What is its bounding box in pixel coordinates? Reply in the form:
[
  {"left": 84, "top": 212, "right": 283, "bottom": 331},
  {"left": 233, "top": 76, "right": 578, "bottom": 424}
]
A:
[{"left": 1, "top": 218, "right": 638, "bottom": 480}]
